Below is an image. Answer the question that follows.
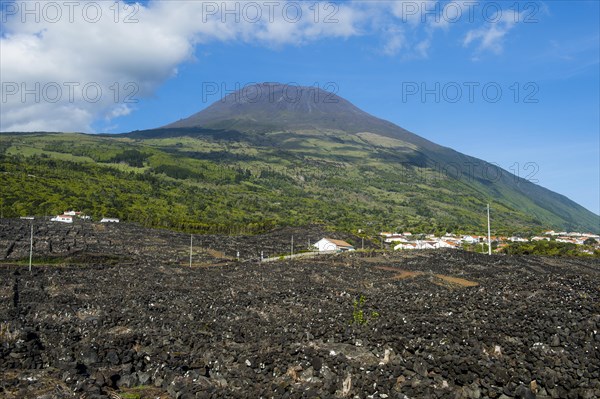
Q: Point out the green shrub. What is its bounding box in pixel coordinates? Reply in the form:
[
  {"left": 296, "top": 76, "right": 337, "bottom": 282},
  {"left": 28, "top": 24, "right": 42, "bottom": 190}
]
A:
[{"left": 352, "top": 295, "right": 380, "bottom": 326}]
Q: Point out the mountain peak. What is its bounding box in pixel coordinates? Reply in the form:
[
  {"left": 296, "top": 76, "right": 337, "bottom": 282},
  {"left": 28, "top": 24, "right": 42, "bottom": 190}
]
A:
[
  {"left": 165, "top": 82, "right": 359, "bottom": 130},
  {"left": 163, "top": 82, "right": 438, "bottom": 149},
  {"left": 219, "top": 82, "right": 350, "bottom": 112}
]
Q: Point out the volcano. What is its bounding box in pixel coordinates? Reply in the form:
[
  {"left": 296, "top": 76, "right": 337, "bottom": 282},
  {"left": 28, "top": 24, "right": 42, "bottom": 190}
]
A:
[
  {"left": 157, "top": 82, "right": 598, "bottom": 232},
  {"left": 3, "top": 83, "right": 597, "bottom": 233}
]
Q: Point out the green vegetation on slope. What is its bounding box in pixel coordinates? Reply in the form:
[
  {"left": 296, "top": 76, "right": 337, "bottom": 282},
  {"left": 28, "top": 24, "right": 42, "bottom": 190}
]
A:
[
  {"left": 0, "top": 131, "right": 597, "bottom": 235},
  {"left": 503, "top": 241, "right": 600, "bottom": 257}
]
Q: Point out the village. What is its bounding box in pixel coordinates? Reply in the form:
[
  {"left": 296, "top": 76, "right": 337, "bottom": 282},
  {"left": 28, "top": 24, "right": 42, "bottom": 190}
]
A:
[
  {"left": 27, "top": 211, "right": 600, "bottom": 257},
  {"left": 378, "top": 230, "right": 600, "bottom": 252},
  {"left": 312, "top": 231, "right": 600, "bottom": 254}
]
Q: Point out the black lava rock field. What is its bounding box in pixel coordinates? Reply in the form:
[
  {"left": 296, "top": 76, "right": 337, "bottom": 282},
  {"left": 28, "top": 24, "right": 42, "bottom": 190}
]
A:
[{"left": 0, "top": 219, "right": 599, "bottom": 399}]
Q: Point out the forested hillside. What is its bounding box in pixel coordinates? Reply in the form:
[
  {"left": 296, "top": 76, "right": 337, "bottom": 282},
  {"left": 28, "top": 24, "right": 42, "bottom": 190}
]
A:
[{"left": 1, "top": 130, "right": 597, "bottom": 235}]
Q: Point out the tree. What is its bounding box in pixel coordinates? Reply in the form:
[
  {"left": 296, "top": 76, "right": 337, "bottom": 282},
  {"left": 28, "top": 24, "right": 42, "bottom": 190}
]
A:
[{"left": 584, "top": 237, "right": 598, "bottom": 246}]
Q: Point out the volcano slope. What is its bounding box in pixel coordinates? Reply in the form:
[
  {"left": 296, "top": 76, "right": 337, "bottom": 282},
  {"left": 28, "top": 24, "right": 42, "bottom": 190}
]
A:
[{"left": 0, "top": 222, "right": 599, "bottom": 399}]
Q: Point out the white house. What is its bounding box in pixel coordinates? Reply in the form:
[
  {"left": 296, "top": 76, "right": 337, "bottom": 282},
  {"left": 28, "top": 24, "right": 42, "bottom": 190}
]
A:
[
  {"left": 395, "top": 240, "right": 456, "bottom": 250},
  {"left": 100, "top": 217, "right": 120, "bottom": 223},
  {"left": 394, "top": 242, "right": 417, "bottom": 250},
  {"left": 531, "top": 236, "right": 550, "bottom": 241},
  {"left": 395, "top": 241, "right": 432, "bottom": 250},
  {"left": 442, "top": 237, "right": 461, "bottom": 246},
  {"left": 556, "top": 238, "right": 577, "bottom": 244},
  {"left": 509, "top": 236, "right": 528, "bottom": 242},
  {"left": 462, "top": 235, "right": 481, "bottom": 244},
  {"left": 385, "top": 235, "right": 408, "bottom": 243},
  {"left": 51, "top": 215, "right": 73, "bottom": 223},
  {"left": 418, "top": 241, "right": 436, "bottom": 250},
  {"left": 313, "top": 238, "right": 355, "bottom": 252},
  {"left": 436, "top": 240, "right": 458, "bottom": 249}
]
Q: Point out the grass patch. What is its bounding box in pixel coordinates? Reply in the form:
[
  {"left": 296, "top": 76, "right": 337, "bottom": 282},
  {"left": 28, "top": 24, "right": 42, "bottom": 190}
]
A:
[
  {"left": 2, "top": 254, "right": 126, "bottom": 267},
  {"left": 10, "top": 256, "right": 70, "bottom": 266},
  {"left": 119, "top": 385, "right": 169, "bottom": 399}
]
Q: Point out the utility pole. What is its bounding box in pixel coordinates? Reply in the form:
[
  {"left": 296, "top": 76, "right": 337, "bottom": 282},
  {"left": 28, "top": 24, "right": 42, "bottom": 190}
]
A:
[
  {"left": 189, "top": 234, "right": 193, "bottom": 267},
  {"left": 362, "top": 237, "right": 364, "bottom": 250},
  {"left": 29, "top": 222, "right": 33, "bottom": 273},
  {"left": 487, "top": 204, "right": 492, "bottom": 255},
  {"left": 291, "top": 235, "right": 294, "bottom": 257}
]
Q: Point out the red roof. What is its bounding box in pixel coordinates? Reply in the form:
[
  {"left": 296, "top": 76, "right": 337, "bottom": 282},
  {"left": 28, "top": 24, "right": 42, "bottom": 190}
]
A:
[{"left": 325, "top": 238, "right": 354, "bottom": 248}]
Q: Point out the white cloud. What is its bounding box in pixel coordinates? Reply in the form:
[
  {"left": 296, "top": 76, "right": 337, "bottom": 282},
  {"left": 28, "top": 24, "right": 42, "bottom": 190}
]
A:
[
  {"left": 390, "top": 0, "right": 439, "bottom": 25},
  {"left": 106, "top": 104, "right": 133, "bottom": 120},
  {"left": 368, "top": 1, "right": 441, "bottom": 58},
  {"left": 382, "top": 26, "right": 406, "bottom": 56},
  {"left": 463, "top": 9, "right": 521, "bottom": 56},
  {"left": 0, "top": 0, "right": 527, "bottom": 132},
  {"left": 1, "top": 0, "right": 369, "bottom": 132},
  {"left": 1, "top": 1, "right": 196, "bottom": 132},
  {"left": 415, "top": 38, "right": 431, "bottom": 58}
]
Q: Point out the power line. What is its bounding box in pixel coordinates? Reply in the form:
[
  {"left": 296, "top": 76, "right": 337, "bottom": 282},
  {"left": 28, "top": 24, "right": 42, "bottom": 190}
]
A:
[
  {"left": 29, "top": 222, "right": 34, "bottom": 273},
  {"left": 487, "top": 204, "right": 492, "bottom": 256}
]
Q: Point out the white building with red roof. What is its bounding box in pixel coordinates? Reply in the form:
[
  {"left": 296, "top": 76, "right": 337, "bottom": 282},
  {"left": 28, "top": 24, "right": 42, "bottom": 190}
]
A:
[{"left": 313, "top": 238, "right": 355, "bottom": 252}]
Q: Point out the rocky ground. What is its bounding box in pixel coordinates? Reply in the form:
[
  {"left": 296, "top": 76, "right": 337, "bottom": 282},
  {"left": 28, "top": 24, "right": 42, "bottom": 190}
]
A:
[
  {"left": 0, "top": 218, "right": 364, "bottom": 265},
  {"left": 0, "top": 219, "right": 599, "bottom": 399}
]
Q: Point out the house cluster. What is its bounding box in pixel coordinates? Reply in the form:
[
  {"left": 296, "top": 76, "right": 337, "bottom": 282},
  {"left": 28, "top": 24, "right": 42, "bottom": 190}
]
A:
[
  {"left": 306, "top": 230, "right": 599, "bottom": 255},
  {"left": 381, "top": 230, "right": 600, "bottom": 251},
  {"left": 49, "top": 211, "right": 119, "bottom": 224},
  {"left": 381, "top": 232, "right": 462, "bottom": 250},
  {"left": 50, "top": 210, "right": 89, "bottom": 224},
  {"left": 532, "top": 230, "right": 600, "bottom": 246}
]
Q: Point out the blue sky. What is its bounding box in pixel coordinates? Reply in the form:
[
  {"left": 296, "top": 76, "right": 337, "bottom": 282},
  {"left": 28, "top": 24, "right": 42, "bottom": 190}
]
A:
[{"left": 1, "top": 0, "right": 599, "bottom": 216}]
